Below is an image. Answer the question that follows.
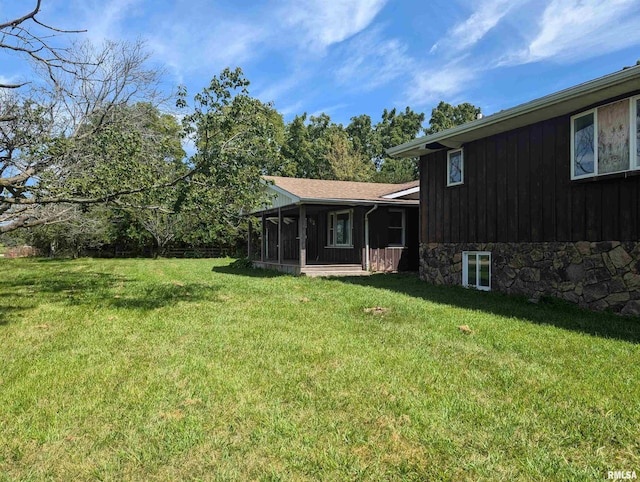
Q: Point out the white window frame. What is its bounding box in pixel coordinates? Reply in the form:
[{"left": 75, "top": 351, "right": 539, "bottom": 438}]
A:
[
  {"left": 387, "top": 209, "right": 406, "bottom": 247},
  {"left": 327, "top": 209, "right": 353, "bottom": 247},
  {"left": 570, "top": 108, "right": 597, "bottom": 179},
  {"left": 447, "top": 148, "right": 464, "bottom": 187},
  {"left": 570, "top": 95, "right": 640, "bottom": 180},
  {"left": 462, "top": 251, "right": 491, "bottom": 291}
]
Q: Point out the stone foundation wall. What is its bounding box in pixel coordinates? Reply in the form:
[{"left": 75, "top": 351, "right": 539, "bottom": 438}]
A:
[{"left": 420, "top": 241, "right": 640, "bottom": 315}]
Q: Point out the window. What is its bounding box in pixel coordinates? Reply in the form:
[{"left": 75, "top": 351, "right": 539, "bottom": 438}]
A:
[
  {"left": 328, "top": 210, "right": 352, "bottom": 247},
  {"left": 447, "top": 149, "right": 464, "bottom": 186},
  {"left": 388, "top": 209, "right": 405, "bottom": 246},
  {"left": 571, "top": 96, "right": 640, "bottom": 179},
  {"left": 462, "top": 252, "right": 491, "bottom": 291}
]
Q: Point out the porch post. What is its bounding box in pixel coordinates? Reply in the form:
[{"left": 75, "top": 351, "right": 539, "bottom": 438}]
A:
[
  {"left": 278, "top": 207, "right": 283, "bottom": 265},
  {"left": 299, "top": 205, "right": 306, "bottom": 268},
  {"left": 261, "top": 213, "right": 265, "bottom": 262},
  {"left": 247, "top": 217, "right": 252, "bottom": 260}
]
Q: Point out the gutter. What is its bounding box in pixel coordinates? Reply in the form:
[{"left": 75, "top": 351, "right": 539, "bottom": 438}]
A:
[{"left": 364, "top": 205, "right": 378, "bottom": 271}]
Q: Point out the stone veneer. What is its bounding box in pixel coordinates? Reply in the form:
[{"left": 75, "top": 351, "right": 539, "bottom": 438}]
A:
[{"left": 420, "top": 241, "right": 640, "bottom": 315}]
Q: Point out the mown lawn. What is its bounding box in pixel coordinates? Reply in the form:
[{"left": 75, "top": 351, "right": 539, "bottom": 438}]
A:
[{"left": 1, "top": 258, "right": 639, "bottom": 480}]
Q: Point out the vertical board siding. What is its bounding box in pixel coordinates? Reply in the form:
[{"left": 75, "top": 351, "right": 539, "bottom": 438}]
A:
[
  {"left": 466, "top": 141, "right": 478, "bottom": 242},
  {"left": 422, "top": 112, "right": 640, "bottom": 243},
  {"left": 420, "top": 158, "right": 428, "bottom": 244},
  {"left": 554, "top": 119, "right": 571, "bottom": 241},
  {"left": 542, "top": 122, "right": 557, "bottom": 241},
  {"left": 485, "top": 136, "right": 498, "bottom": 242},
  {"left": 476, "top": 139, "right": 488, "bottom": 242},
  {"left": 506, "top": 130, "right": 519, "bottom": 241},
  {"left": 517, "top": 128, "right": 531, "bottom": 242},
  {"left": 529, "top": 123, "right": 544, "bottom": 242},
  {"left": 495, "top": 133, "right": 509, "bottom": 242},
  {"left": 435, "top": 151, "right": 445, "bottom": 243}
]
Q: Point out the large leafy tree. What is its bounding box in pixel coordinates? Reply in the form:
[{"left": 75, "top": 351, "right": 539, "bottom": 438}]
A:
[
  {"left": 110, "top": 103, "right": 187, "bottom": 257},
  {"left": 323, "top": 128, "right": 374, "bottom": 182},
  {"left": 177, "top": 67, "right": 285, "bottom": 246},
  {"left": 281, "top": 113, "right": 337, "bottom": 179},
  {"left": 371, "top": 107, "right": 425, "bottom": 183}
]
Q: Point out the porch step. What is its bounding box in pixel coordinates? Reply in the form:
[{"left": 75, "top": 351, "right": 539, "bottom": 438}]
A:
[{"left": 301, "top": 264, "right": 370, "bottom": 277}]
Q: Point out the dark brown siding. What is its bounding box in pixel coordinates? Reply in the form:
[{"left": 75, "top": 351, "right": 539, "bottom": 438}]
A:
[
  {"left": 310, "top": 206, "right": 364, "bottom": 264},
  {"left": 421, "top": 113, "right": 640, "bottom": 243},
  {"left": 368, "top": 206, "right": 419, "bottom": 271}
]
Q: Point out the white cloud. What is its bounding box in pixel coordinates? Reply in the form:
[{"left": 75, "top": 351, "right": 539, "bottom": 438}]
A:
[
  {"left": 505, "top": 0, "right": 640, "bottom": 64},
  {"left": 431, "top": 0, "right": 523, "bottom": 55},
  {"left": 335, "top": 27, "right": 413, "bottom": 91},
  {"left": 281, "top": 0, "right": 388, "bottom": 51},
  {"left": 405, "top": 62, "right": 478, "bottom": 107},
  {"left": 77, "top": 0, "right": 143, "bottom": 42},
  {"left": 148, "top": 20, "right": 266, "bottom": 84},
  {"left": 309, "top": 103, "right": 350, "bottom": 119},
  {"left": 254, "top": 71, "right": 309, "bottom": 105},
  {"left": 279, "top": 100, "right": 305, "bottom": 117}
]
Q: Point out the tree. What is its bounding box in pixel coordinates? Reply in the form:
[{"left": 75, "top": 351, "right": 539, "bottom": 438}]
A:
[
  {"left": 0, "top": 40, "right": 174, "bottom": 233},
  {"left": 372, "top": 107, "right": 425, "bottom": 183},
  {"left": 324, "top": 129, "right": 374, "bottom": 181},
  {"left": 23, "top": 205, "right": 114, "bottom": 257},
  {"left": 177, "top": 67, "right": 285, "bottom": 246},
  {"left": 346, "top": 114, "right": 376, "bottom": 162},
  {"left": 111, "top": 103, "right": 187, "bottom": 257},
  {"left": 281, "top": 113, "right": 334, "bottom": 179},
  {"left": 425, "top": 101, "right": 481, "bottom": 135}
]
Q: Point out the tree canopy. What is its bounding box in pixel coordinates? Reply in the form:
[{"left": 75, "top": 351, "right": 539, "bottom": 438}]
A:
[
  {"left": 0, "top": 2, "right": 486, "bottom": 255},
  {"left": 425, "top": 101, "right": 481, "bottom": 135}
]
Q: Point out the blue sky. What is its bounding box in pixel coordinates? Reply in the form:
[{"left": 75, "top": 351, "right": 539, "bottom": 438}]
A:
[{"left": 3, "top": 0, "right": 640, "bottom": 128}]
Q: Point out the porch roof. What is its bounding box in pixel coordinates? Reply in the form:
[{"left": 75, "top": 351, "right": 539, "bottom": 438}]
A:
[{"left": 254, "top": 176, "right": 419, "bottom": 213}]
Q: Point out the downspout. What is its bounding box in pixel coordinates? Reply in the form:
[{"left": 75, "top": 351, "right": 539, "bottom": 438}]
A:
[{"left": 364, "top": 204, "right": 378, "bottom": 271}]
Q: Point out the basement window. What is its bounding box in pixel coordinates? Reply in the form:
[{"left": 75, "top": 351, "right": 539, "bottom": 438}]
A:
[
  {"left": 447, "top": 149, "right": 464, "bottom": 186},
  {"left": 462, "top": 252, "right": 491, "bottom": 291}
]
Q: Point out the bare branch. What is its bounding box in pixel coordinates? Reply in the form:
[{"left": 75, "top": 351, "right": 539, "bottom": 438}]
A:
[{"left": 1, "top": 1, "right": 87, "bottom": 89}]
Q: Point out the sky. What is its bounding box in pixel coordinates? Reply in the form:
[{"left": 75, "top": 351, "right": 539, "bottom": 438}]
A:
[{"left": 2, "top": 0, "right": 640, "bottom": 129}]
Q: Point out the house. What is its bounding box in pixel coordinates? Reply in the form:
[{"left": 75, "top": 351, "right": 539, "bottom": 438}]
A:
[
  {"left": 388, "top": 65, "right": 640, "bottom": 315},
  {"left": 249, "top": 176, "right": 419, "bottom": 276}
]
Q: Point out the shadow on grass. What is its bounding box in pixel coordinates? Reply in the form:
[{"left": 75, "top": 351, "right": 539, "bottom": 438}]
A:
[
  {"left": 0, "top": 305, "right": 34, "bottom": 326},
  {"left": 211, "top": 265, "right": 287, "bottom": 278},
  {"left": 1, "top": 264, "right": 221, "bottom": 322},
  {"left": 332, "top": 273, "right": 640, "bottom": 344}
]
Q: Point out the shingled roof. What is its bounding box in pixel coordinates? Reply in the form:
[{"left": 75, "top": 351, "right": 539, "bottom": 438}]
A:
[{"left": 263, "top": 176, "right": 419, "bottom": 203}]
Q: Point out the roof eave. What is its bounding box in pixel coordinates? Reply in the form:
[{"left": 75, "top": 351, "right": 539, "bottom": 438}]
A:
[{"left": 388, "top": 65, "right": 640, "bottom": 158}]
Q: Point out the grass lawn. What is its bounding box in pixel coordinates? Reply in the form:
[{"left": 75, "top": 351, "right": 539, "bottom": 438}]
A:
[{"left": 1, "top": 257, "right": 639, "bottom": 480}]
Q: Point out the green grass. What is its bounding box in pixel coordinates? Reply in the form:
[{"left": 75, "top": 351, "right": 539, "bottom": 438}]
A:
[{"left": 1, "top": 257, "right": 639, "bottom": 481}]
